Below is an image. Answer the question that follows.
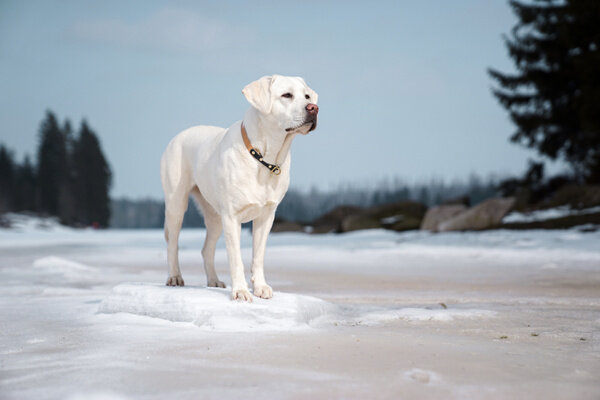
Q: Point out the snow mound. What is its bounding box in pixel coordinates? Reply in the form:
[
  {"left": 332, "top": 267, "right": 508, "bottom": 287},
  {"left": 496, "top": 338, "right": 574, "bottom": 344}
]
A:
[
  {"left": 33, "top": 256, "right": 99, "bottom": 283},
  {"left": 356, "top": 307, "right": 497, "bottom": 324},
  {"left": 34, "top": 256, "right": 96, "bottom": 273},
  {"left": 98, "top": 283, "right": 337, "bottom": 332}
]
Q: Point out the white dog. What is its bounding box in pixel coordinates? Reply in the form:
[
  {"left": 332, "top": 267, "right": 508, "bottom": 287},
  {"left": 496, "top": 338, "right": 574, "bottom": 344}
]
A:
[{"left": 160, "top": 75, "right": 319, "bottom": 301}]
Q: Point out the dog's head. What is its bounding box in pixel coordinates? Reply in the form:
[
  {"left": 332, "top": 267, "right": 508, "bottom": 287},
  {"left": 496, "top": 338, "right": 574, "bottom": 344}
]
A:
[{"left": 242, "top": 75, "right": 319, "bottom": 134}]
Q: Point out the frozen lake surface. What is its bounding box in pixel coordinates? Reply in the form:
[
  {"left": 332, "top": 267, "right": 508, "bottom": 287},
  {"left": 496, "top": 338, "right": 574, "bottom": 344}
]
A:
[{"left": 1, "top": 221, "right": 599, "bottom": 399}]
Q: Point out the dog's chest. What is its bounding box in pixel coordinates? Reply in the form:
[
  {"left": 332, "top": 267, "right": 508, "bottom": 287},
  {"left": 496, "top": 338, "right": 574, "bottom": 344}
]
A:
[
  {"left": 244, "top": 176, "right": 286, "bottom": 204},
  {"left": 233, "top": 173, "right": 288, "bottom": 222},
  {"left": 236, "top": 201, "right": 276, "bottom": 223}
]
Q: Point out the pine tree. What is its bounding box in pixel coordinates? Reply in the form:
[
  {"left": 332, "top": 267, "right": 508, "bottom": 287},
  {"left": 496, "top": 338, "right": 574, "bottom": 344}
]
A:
[
  {"left": 0, "top": 145, "right": 16, "bottom": 212},
  {"left": 72, "top": 120, "right": 112, "bottom": 227},
  {"left": 58, "top": 119, "right": 78, "bottom": 224},
  {"left": 14, "top": 155, "right": 37, "bottom": 212},
  {"left": 37, "top": 111, "right": 68, "bottom": 216},
  {"left": 489, "top": 0, "right": 600, "bottom": 183}
]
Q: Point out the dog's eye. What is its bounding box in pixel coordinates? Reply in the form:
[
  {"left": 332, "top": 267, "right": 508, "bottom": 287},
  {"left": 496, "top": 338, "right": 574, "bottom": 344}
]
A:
[
  {"left": 305, "top": 94, "right": 310, "bottom": 100},
  {"left": 281, "top": 93, "right": 293, "bottom": 99}
]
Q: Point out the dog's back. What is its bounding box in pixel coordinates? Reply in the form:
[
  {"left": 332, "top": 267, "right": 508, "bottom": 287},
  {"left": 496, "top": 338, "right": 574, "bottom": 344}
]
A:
[{"left": 160, "top": 125, "right": 227, "bottom": 198}]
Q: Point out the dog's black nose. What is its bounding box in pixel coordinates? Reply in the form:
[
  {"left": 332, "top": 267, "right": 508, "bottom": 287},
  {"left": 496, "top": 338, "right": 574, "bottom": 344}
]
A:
[{"left": 306, "top": 103, "right": 319, "bottom": 116}]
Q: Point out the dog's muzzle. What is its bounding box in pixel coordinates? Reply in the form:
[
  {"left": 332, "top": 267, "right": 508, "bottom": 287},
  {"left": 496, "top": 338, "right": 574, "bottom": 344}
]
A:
[
  {"left": 306, "top": 103, "right": 318, "bottom": 132},
  {"left": 286, "top": 103, "right": 319, "bottom": 133}
]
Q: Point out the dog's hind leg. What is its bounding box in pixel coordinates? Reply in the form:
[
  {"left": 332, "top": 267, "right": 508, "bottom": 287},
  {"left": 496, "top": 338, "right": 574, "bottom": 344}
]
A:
[
  {"left": 190, "top": 187, "right": 226, "bottom": 288},
  {"left": 161, "top": 138, "right": 192, "bottom": 286},
  {"left": 164, "top": 192, "right": 188, "bottom": 286}
]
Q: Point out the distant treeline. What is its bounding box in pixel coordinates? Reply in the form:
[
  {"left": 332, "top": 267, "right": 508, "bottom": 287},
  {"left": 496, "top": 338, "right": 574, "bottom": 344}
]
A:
[
  {"left": 277, "top": 175, "right": 499, "bottom": 223},
  {"left": 0, "top": 111, "right": 112, "bottom": 227},
  {"left": 110, "top": 197, "right": 203, "bottom": 229},
  {"left": 110, "top": 175, "right": 500, "bottom": 228}
]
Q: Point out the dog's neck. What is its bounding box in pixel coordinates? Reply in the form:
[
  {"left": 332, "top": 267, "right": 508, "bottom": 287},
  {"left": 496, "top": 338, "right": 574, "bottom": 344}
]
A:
[{"left": 242, "top": 108, "right": 296, "bottom": 166}]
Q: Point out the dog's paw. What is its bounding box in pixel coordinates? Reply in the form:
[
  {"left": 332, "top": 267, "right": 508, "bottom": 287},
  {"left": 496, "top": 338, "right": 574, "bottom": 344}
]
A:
[
  {"left": 232, "top": 288, "right": 253, "bottom": 302},
  {"left": 207, "top": 279, "right": 226, "bottom": 288},
  {"left": 253, "top": 284, "right": 273, "bottom": 299},
  {"left": 166, "top": 275, "right": 184, "bottom": 286}
]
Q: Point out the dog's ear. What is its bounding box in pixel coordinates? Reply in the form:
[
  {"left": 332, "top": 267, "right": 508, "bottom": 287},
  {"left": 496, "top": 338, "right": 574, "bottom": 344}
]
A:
[
  {"left": 297, "top": 77, "right": 318, "bottom": 104},
  {"left": 242, "top": 76, "right": 275, "bottom": 114}
]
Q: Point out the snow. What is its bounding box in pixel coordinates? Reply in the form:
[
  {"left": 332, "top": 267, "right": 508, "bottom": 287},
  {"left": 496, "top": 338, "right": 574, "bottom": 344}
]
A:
[
  {"left": 354, "top": 307, "right": 497, "bottom": 324},
  {"left": 66, "top": 393, "right": 129, "bottom": 400},
  {"left": 98, "top": 283, "right": 336, "bottom": 332},
  {"left": 404, "top": 368, "right": 442, "bottom": 385},
  {"left": 502, "top": 205, "right": 600, "bottom": 223},
  {"left": 380, "top": 215, "right": 403, "bottom": 224},
  {"left": 1, "top": 214, "right": 600, "bottom": 399},
  {"left": 33, "top": 256, "right": 96, "bottom": 272},
  {"left": 0, "top": 212, "right": 71, "bottom": 232}
]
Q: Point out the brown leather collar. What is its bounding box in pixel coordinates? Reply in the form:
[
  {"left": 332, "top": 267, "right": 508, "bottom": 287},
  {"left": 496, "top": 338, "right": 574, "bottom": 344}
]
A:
[{"left": 241, "top": 123, "right": 281, "bottom": 175}]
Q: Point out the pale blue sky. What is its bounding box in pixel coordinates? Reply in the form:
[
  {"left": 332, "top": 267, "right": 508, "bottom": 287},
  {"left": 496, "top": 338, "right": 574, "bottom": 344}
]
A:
[{"left": 0, "top": 1, "right": 561, "bottom": 198}]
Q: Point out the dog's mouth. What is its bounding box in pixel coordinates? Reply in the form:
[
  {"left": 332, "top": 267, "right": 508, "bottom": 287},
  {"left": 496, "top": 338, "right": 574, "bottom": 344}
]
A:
[{"left": 285, "top": 118, "right": 317, "bottom": 134}]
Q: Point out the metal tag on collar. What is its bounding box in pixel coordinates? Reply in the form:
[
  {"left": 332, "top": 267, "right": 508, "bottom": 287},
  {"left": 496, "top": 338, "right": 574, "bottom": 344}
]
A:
[{"left": 249, "top": 148, "right": 281, "bottom": 176}]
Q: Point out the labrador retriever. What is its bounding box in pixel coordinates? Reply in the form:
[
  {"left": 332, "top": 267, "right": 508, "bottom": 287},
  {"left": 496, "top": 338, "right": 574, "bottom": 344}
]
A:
[{"left": 160, "top": 75, "right": 319, "bottom": 301}]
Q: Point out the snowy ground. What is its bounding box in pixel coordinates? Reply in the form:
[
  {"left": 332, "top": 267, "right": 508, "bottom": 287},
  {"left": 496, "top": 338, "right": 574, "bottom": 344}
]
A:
[
  {"left": 502, "top": 205, "right": 600, "bottom": 223},
  {"left": 1, "top": 220, "right": 599, "bottom": 399}
]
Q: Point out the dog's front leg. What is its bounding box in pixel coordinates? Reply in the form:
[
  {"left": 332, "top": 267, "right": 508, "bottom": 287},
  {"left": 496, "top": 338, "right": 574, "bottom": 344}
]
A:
[
  {"left": 222, "top": 215, "right": 252, "bottom": 301},
  {"left": 251, "top": 207, "right": 276, "bottom": 299}
]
